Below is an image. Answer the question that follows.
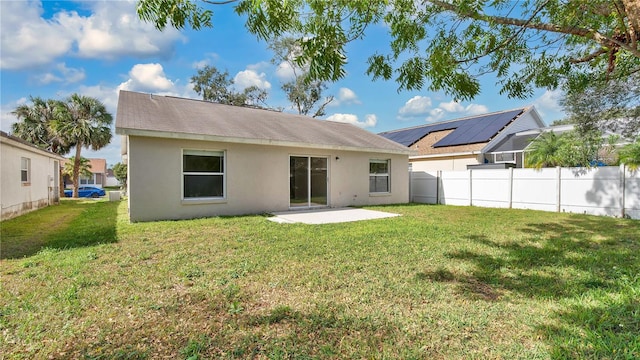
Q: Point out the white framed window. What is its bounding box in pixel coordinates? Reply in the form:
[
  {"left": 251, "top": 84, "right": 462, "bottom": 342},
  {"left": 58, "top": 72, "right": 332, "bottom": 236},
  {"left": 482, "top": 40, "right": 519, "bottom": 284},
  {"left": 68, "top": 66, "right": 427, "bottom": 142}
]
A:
[
  {"left": 80, "top": 174, "right": 96, "bottom": 185},
  {"left": 369, "top": 159, "right": 390, "bottom": 193},
  {"left": 183, "top": 150, "right": 225, "bottom": 199},
  {"left": 21, "top": 157, "right": 30, "bottom": 184},
  {"left": 494, "top": 152, "right": 515, "bottom": 163}
]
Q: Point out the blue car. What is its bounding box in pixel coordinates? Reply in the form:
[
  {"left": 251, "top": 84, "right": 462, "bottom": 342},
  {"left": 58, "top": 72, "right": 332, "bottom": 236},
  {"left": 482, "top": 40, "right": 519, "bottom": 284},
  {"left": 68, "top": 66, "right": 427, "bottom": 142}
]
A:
[{"left": 64, "top": 186, "right": 106, "bottom": 198}]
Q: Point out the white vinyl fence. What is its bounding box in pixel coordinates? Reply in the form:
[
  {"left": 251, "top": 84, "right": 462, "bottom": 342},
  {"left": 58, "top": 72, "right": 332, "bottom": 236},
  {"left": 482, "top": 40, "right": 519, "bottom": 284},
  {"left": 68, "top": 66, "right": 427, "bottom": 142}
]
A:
[{"left": 411, "top": 165, "right": 640, "bottom": 219}]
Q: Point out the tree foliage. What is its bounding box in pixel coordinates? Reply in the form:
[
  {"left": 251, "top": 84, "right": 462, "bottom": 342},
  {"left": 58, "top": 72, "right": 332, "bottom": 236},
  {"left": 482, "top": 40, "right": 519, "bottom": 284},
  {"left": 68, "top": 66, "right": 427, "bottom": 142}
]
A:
[
  {"left": 618, "top": 138, "right": 640, "bottom": 170},
  {"left": 269, "top": 37, "right": 333, "bottom": 117},
  {"left": 561, "top": 72, "right": 640, "bottom": 138},
  {"left": 525, "top": 130, "right": 617, "bottom": 168},
  {"left": 62, "top": 157, "right": 93, "bottom": 183},
  {"left": 137, "top": 0, "right": 640, "bottom": 101},
  {"left": 191, "top": 65, "right": 268, "bottom": 107},
  {"left": 112, "top": 162, "right": 128, "bottom": 187},
  {"left": 11, "top": 97, "right": 71, "bottom": 155}
]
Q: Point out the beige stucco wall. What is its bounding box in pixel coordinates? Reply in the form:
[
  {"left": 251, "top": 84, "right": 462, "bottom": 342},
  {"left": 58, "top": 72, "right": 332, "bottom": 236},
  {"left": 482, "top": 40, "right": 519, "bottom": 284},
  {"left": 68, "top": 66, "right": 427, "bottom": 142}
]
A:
[
  {"left": 1, "top": 137, "right": 62, "bottom": 220},
  {"left": 410, "top": 154, "right": 481, "bottom": 172},
  {"left": 127, "top": 136, "right": 409, "bottom": 222}
]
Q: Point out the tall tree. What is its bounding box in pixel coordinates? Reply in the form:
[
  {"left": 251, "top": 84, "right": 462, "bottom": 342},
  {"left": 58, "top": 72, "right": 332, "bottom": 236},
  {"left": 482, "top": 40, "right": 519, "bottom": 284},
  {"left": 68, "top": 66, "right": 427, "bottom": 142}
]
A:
[
  {"left": 191, "top": 65, "right": 269, "bottom": 107},
  {"left": 53, "top": 94, "right": 112, "bottom": 198},
  {"left": 561, "top": 72, "right": 640, "bottom": 138},
  {"left": 269, "top": 37, "right": 333, "bottom": 118},
  {"left": 137, "top": 0, "right": 640, "bottom": 101}
]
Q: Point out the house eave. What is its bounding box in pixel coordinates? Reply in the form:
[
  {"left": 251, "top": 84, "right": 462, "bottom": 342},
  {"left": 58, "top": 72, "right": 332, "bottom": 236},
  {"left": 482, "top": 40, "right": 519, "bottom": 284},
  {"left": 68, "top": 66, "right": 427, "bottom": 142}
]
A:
[
  {"left": 0, "top": 133, "right": 65, "bottom": 161},
  {"left": 116, "top": 128, "right": 412, "bottom": 155}
]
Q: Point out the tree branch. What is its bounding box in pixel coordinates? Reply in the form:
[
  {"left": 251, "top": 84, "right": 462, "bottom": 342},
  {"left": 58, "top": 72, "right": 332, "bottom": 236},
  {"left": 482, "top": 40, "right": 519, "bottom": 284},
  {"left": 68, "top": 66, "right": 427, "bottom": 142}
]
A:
[
  {"left": 455, "top": 0, "right": 550, "bottom": 64},
  {"left": 569, "top": 48, "right": 608, "bottom": 63},
  {"left": 428, "top": 0, "right": 640, "bottom": 59}
]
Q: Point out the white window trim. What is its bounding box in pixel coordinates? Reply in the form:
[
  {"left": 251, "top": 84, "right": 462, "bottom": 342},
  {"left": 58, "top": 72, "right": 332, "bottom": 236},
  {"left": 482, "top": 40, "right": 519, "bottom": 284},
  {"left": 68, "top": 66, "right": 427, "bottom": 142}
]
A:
[
  {"left": 21, "top": 157, "right": 30, "bottom": 184},
  {"left": 369, "top": 159, "right": 390, "bottom": 194},
  {"left": 181, "top": 149, "right": 226, "bottom": 202},
  {"left": 80, "top": 174, "right": 97, "bottom": 185}
]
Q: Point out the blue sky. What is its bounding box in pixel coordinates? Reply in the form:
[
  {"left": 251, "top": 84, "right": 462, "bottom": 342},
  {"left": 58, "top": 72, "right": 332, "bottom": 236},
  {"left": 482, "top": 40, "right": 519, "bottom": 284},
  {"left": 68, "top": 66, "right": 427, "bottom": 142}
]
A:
[{"left": 0, "top": 0, "right": 566, "bottom": 167}]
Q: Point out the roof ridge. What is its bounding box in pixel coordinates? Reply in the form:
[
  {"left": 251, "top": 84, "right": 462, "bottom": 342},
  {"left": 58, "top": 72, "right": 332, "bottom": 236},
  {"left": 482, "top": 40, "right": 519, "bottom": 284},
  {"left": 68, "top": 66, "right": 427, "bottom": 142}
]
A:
[
  {"left": 380, "top": 106, "right": 529, "bottom": 134},
  {"left": 120, "top": 90, "right": 285, "bottom": 114}
]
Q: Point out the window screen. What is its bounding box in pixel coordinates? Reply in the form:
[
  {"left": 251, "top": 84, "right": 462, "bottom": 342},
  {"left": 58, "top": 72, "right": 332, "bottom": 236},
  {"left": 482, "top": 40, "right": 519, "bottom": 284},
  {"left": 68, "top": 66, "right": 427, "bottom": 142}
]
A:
[{"left": 183, "top": 150, "right": 224, "bottom": 198}]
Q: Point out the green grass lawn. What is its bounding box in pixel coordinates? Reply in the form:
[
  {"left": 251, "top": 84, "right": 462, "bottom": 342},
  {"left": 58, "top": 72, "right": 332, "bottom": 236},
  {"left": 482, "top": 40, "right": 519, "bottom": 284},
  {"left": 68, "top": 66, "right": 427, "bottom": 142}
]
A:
[{"left": 1, "top": 200, "right": 638, "bottom": 359}]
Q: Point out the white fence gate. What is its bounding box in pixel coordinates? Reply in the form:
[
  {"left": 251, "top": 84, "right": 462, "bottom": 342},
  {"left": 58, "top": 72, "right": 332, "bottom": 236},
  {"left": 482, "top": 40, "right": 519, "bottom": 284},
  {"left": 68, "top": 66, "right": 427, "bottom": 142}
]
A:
[{"left": 411, "top": 165, "right": 640, "bottom": 219}]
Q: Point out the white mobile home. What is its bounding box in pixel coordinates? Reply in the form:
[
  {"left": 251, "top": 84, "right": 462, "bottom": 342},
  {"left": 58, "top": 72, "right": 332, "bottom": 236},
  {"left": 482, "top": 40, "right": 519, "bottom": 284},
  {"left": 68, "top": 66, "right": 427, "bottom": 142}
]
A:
[{"left": 1, "top": 131, "right": 64, "bottom": 220}]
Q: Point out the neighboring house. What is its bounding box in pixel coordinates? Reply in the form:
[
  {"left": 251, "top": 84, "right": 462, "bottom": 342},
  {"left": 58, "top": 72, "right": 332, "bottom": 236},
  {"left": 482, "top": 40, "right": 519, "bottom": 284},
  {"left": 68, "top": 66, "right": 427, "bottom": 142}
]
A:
[
  {"left": 379, "top": 107, "right": 546, "bottom": 171},
  {"left": 105, "top": 168, "right": 120, "bottom": 187},
  {"left": 63, "top": 158, "right": 107, "bottom": 188},
  {"left": 84, "top": 158, "right": 107, "bottom": 187},
  {"left": 116, "top": 90, "right": 411, "bottom": 222},
  {"left": 1, "top": 131, "right": 64, "bottom": 220}
]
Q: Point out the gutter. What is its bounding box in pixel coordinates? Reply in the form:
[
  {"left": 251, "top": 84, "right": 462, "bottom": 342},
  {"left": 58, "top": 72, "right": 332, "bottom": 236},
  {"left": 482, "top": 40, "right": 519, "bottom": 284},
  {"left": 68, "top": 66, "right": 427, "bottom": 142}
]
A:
[{"left": 410, "top": 150, "right": 482, "bottom": 160}]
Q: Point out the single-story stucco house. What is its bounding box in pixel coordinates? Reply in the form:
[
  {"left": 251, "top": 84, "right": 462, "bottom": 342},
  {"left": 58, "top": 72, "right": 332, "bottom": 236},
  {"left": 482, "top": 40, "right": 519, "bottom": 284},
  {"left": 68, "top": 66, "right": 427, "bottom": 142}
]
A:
[
  {"left": 379, "top": 107, "right": 545, "bottom": 170},
  {"left": 1, "top": 131, "right": 64, "bottom": 220},
  {"left": 115, "top": 90, "right": 411, "bottom": 222}
]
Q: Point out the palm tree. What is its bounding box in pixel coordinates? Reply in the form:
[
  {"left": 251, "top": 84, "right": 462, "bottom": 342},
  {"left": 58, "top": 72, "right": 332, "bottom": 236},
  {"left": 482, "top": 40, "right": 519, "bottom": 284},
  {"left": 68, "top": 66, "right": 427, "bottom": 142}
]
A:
[
  {"left": 62, "top": 157, "right": 93, "bottom": 185},
  {"left": 12, "top": 97, "right": 73, "bottom": 198},
  {"left": 618, "top": 139, "right": 640, "bottom": 171},
  {"left": 525, "top": 132, "right": 566, "bottom": 169},
  {"left": 53, "top": 94, "right": 113, "bottom": 198},
  {"left": 11, "top": 97, "right": 71, "bottom": 155}
]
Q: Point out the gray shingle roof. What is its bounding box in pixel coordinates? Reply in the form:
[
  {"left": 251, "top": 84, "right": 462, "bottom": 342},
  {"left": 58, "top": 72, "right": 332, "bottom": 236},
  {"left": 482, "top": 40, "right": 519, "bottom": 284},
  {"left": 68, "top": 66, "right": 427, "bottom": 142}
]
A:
[{"left": 115, "top": 91, "right": 410, "bottom": 154}]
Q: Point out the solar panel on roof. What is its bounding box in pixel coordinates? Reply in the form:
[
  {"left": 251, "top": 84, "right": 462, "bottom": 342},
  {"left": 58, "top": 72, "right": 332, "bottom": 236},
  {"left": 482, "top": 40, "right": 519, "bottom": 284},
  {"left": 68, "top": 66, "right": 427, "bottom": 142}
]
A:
[
  {"left": 379, "top": 126, "right": 432, "bottom": 146},
  {"left": 433, "top": 109, "right": 523, "bottom": 147},
  {"left": 379, "top": 109, "right": 524, "bottom": 147}
]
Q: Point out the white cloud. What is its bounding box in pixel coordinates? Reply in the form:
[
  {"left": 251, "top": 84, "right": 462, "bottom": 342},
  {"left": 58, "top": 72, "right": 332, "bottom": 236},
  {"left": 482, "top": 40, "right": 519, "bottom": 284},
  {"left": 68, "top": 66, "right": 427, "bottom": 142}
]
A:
[
  {"left": 38, "top": 63, "right": 86, "bottom": 85},
  {"left": 0, "top": 0, "right": 183, "bottom": 70},
  {"left": 233, "top": 69, "right": 271, "bottom": 90},
  {"left": 326, "top": 113, "right": 377, "bottom": 128},
  {"left": 533, "top": 89, "right": 564, "bottom": 117},
  {"left": 75, "top": 1, "right": 184, "bottom": 60},
  {"left": 426, "top": 100, "right": 489, "bottom": 122},
  {"left": 1, "top": 97, "right": 27, "bottom": 133},
  {"left": 397, "top": 95, "right": 489, "bottom": 122},
  {"left": 465, "top": 103, "right": 490, "bottom": 115},
  {"left": 275, "top": 61, "right": 296, "bottom": 82},
  {"left": 398, "top": 96, "right": 432, "bottom": 118},
  {"left": 328, "top": 87, "right": 361, "bottom": 107},
  {"left": 0, "top": 1, "right": 74, "bottom": 69},
  {"left": 338, "top": 88, "right": 360, "bottom": 104},
  {"left": 117, "top": 63, "right": 175, "bottom": 93},
  {"left": 192, "top": 53, "right": 220, "bottom": 69},
  {"left": 438, "top": 100, "right": 465, "bottom": 113}
]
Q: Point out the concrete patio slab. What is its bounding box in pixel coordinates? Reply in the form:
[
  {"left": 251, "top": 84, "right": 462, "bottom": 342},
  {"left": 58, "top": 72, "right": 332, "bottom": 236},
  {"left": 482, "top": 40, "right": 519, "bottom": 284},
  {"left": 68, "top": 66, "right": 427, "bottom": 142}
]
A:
[{"left": 268, "top": 207, "right": 400, "bottom": 224}]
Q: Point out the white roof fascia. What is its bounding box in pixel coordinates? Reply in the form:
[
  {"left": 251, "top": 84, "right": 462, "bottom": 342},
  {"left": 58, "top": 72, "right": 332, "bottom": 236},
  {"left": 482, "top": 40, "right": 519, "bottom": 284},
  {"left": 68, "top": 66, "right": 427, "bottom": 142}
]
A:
[
  {"left": 410, "top": 150, "right": 481, "bottom": 160},
  {"left": 482, "top": 106, "right": 545, "bottom": 154}
]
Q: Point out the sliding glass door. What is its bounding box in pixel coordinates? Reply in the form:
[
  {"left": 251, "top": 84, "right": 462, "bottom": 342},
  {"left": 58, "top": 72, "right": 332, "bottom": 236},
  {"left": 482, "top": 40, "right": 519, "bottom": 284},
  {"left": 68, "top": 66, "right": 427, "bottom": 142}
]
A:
[{"left": 290, "top": 156, "right": 327, "bottom": 208}]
